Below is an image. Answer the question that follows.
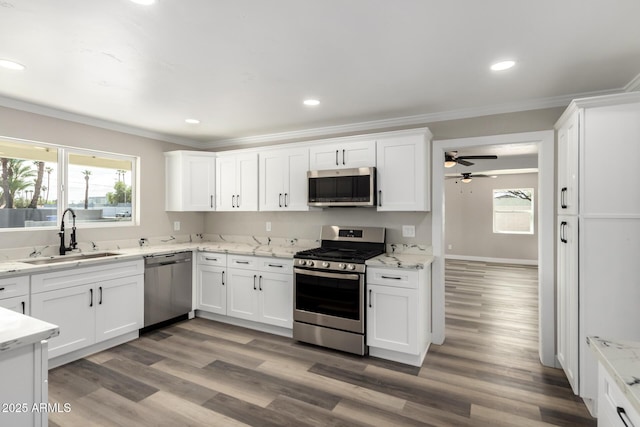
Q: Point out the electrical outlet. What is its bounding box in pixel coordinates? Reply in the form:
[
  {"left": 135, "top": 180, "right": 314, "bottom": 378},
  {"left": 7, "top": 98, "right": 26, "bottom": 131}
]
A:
[
  {"left": 448, "top": 244, "right": 452, "bottom": 250},
  {"left": 402, "top": 225, "right": 415, "bottom": 238},
  {"left": 266, "top": 221, "right": 272, "bottom": 232},
  {"left": 173, "top": 221, "right": 181, "bottom": 231}
]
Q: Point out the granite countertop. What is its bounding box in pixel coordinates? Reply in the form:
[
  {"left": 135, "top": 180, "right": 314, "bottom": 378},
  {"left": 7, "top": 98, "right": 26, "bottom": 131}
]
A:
[
  {"left": 0, "top": 306, "right": 59, "bottom": 353},
  {"left": 588, "top": 336, "right": 640, "bottom": 415},
  {"left": 367, "top": 253, "right": 434, "bottom": 270}
]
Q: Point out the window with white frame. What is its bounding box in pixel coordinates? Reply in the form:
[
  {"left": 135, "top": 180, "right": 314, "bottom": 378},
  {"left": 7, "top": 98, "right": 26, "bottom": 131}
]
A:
[
  {"left": 493, "top": 188, "right": 534, "bottom": 234},
  {"left": 0, "top": 137, "right": 138, "bottom": 230}
]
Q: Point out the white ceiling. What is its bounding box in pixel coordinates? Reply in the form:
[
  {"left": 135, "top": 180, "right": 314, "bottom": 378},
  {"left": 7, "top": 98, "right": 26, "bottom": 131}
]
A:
[{"left": 1, "top": 0, "right": 640, "bottom": 147}]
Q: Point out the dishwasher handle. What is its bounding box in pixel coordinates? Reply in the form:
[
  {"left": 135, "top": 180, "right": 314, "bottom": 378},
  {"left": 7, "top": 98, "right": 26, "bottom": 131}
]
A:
[{"left": 144, "top": 251, "right": 192, "bottom": 267}]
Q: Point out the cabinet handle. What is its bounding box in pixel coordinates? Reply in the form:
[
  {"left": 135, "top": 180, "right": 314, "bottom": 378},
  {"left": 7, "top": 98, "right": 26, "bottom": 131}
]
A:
[
  {"left": 268, "top": 263, "right": 283, "bottom": 268},
  {"left": 561, "top": 187, "right": 567, "bottom": 209},
  {"left": 617, "top": 407, "right": 633, "bottom": 427},
  {"left": 381, "top": 275, "right": 402, "bottom": 280},
  {"left": 205, "top": 257, "right": 218, "bottom": 262},
  {"left": 232, "top": 195, "right": 236, "bottom": 208},
  {"left": 378, "top": 190, "right": 382, "bottom": 207},
  {"left": 369, "top": 289, "right": 372, "bottom": 308},
  {"left": 89, "top": 289, "right": 93, "bottom": 307},
  {"left": 0, "top": 287, "right": 4, "bottom": 291},
  {"left": 284, "top": 193, "right": 288, "bottom": 207},
  {"left": 335, "top": 150, "right": 339, "bottom": 166},
  {"left": 279, "top": 193, "right": 283, "bottom": 207},
  {"left": 259, "top": 275, "right": 263, "bottom": 291},
  {"left": 237, "top": 194, "right": 240, "bottom": 208},
  {"left": 253, "top": 275, "right": 257, "bottom": 290},
  {"left": 21, "top": 301, "right": 25, "bottom": 314},
  {"left": 235, "top": 260, "right": 250, "bottom": 264},
  {"left": 342, "top": 149, "right": 345, "bottom": 165},
  {"left": 99, "top": 286, "right": 103, "bottom": 305},
  {"left": 560, "top": 221, "right": 567, "bottom": 244},
  {"left": 210, "top": 195, "right": 213, "bottom": 208},
  {"left": 222, "top": 271, "right": 225, "bottom": 286}
]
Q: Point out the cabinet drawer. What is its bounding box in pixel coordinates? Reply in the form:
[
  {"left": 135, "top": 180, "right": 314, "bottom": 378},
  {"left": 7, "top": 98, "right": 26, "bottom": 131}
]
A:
[
  {"left": 31, "top": 259, "right": 144, "bottom": 294},
  {"left": 228, "top": 254, "right": 258, "bottom": 270},
  {"left": 258, "top": 258, "right": 292, "bottom": 274},
  {"left": 599, "top": 365, "right": 640, "bottom": 427},
  {"left": 0, "top": 275, "right": 29, "bottom": 300},
  {"left": 367, "top": 268, "right": 418, "bottom": 289},
  {"left": 198, "top": 252, "right": 226, "bottom": 267}
]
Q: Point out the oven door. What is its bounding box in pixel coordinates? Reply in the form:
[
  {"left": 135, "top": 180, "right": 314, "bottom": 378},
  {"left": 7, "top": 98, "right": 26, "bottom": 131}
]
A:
[{"left": 294, "top": 267, "right": 364, "bottom": 334}]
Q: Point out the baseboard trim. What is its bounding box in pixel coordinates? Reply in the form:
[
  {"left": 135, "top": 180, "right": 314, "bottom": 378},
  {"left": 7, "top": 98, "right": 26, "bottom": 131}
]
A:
[
  {"left": 445, "top": 254, "right": 538, "bottom": 266},
  {"left": 195, "top": 310, "right": 293, "bottom": 338}
]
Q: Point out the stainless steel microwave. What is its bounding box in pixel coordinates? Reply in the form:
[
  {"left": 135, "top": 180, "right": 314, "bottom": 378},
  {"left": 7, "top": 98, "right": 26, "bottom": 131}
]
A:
[{"left": 307, "top": 167, "right": 376, "bottom": 207}]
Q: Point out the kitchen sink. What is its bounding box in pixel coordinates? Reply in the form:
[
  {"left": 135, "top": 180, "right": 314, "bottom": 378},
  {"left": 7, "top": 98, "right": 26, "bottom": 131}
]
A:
[{"left": 23, "top": 252, "right": 122, "bottom": 265}]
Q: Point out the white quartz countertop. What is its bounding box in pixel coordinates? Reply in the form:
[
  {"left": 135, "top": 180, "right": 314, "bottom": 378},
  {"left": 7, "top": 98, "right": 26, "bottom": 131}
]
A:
[
  {"left": 588, "top": 336, "right": 640, "bottom": 415},
  {"left": 0, "top": 306, "right": 59, "bottom": 353},
  {"left": 367, "top": 253, "right": 434, "bottom": 269}
]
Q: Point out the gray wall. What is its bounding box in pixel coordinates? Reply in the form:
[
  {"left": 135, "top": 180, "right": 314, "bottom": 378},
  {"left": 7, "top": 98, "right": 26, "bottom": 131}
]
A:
[{"left": 445, "top": 172, "right": 538, "bottom": 261}]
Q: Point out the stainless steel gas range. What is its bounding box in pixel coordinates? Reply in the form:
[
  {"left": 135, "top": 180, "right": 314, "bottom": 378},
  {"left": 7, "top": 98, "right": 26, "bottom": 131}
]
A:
[{"left": 292, "top": 225, "right": 385, "bottom": 355}]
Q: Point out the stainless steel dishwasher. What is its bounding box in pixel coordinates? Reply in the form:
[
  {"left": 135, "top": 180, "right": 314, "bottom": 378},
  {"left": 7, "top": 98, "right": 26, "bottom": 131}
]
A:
[{"left": 143, "top": 251, "right": 192, "bottom": 329}]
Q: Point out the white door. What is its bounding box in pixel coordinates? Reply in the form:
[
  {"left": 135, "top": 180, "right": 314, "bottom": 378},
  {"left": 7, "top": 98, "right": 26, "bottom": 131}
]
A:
[
  {"left": 226, "top": 268, "right": 259, "bottom": 321},
  {"left": 258, "top": 272, "right": 292, "bottom": 328},
  {"left": 197, "top": 265, "right": 226, "bottom": 315},
  {"left": 557, "top": 215, "right": 579, "bottom": 394},
  {"left": 95, "top": 275, "right": 143, "bottom": 343},
  {"left": 376, "top": 136, "right": 428, "bottom": 211},
  {"left": 31, "top": 284, "right": 95, "bottom": 359},
  {"left": 366, "top": 284, "right": 417, "bottom": 354},
  {"left": 216, "top": 155, "right": 237, "bottom": 211}
]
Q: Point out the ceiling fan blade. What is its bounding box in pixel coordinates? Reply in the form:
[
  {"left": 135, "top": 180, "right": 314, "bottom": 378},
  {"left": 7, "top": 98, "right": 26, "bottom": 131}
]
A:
[
  {"left": 456, "top": 159, "right": 474, "bottom": 166},
  {"left": 457, "top": 155, "right": 498, "bottom": 160},
  {"left": 472, "top": 174, "right": 497, "bottom": 178}
]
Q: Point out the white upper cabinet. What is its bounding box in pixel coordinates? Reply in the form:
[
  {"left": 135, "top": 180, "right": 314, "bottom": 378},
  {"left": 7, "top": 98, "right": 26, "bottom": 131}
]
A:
[
  {"left": 216, "top": 152, "right": 259, "bottom": 211},
  {"left": 165, "top": 151, "right": 216, "bottom": 211},
  {"left": 376, "top": 130, "right": 431, "bottom": 211},
  {"left": 259, "top": 147, "right": 309, "bottom": 211},
  {"left": 556, "top": 112, "right": 579, "bottom": 215},
  {"left": 309, "top": 140, "right": 376, "bottom": 170}
]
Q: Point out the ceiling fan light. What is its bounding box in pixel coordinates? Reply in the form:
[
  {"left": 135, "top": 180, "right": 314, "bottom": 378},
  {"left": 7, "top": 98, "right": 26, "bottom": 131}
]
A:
[
  {"left": 444, "top": 160, "right": 457, "bottom": 168},
  {"left": 461, "top": 177, "right": 472, "bottom": 183}
]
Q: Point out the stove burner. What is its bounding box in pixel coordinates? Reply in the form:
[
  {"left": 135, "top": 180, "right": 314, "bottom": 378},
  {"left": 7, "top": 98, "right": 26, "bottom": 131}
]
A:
[{"left": 294, "top": 247, "right": 383, "bottom": 263}]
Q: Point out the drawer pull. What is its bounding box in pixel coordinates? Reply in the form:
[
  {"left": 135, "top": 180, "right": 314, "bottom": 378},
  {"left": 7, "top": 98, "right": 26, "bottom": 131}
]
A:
[
  {"left": 268, "top": 264, "right": 283, "bottom": 268},
  {"left": 0, "top": 287, "right": 5, "bottom": 291},
  {"left": 617, "top": 407, "right": 634, "bottom": 427},
  {"left": 235, "top": 260, "right": 250, "bottom": 264},
  {"left": 205, "top": 257, "right": 218, "bottom": 262},
  {"left": 21, "top": 301, "right": 25, "bottom": 314},
  {"left": 381, "top": 275, "right": 402, "bottom": 280}
]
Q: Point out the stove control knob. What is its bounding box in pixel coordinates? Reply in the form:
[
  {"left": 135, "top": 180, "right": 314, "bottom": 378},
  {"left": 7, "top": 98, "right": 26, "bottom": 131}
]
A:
[
  {"left": 307, "top": 261, "right": 315, "bottom": 267},
  {"left": 298, "top": 260, "right": 305, "bottom": 266},
  {"left": 346, "top": 264, "right": 356, "bottom": 271},
  {"left": 338, "top": 263, "right": 346, "bottom": 269},
  {"left": 322, "top": 262, "right": 330, "bottom": 268}
]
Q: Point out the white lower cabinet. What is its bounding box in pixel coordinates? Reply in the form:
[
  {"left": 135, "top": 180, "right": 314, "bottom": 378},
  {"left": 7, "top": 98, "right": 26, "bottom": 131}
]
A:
[
  {"left": 197, "top": 252, "right": 227, "bottom": 315},
  {"left": 366, "top": 266, "right": 430, "bottom": 366},
  {"left": 226, "top": 255, "right": 292, "bottom": 328},
  {"left": 0, "top": 275, "right": 29, "bottom": 315},
  {"left": 598, "top": 364, "right": 640, "bottom": 426},
  {"left": 30, "top": 260, "right": 144, "bottom": 360}
]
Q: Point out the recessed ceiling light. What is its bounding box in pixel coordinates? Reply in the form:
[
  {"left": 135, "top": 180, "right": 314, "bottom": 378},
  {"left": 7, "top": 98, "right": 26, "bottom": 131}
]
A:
[
  {"left": 185, "top": 118, "right": 200, "bottom": 124},
  {"left": 130, "top": 0, "right": 156, "bottom": 5},
  {"left": 303, "top": 99, "right": 320, "bottom": 106},
  {"left": 0, "top": 59, "right": 26, "bottom": 71},
  {"left": 490, "top": 60, "right": 516, "bottom": 71}
]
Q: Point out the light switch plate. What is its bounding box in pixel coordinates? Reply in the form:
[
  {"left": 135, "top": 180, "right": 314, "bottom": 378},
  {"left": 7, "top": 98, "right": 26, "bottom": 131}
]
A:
[
  {"left": 266, "top": 221, "right": 272, "bottom": 232},
  {"left": 402, "top": 225, "right": 415, "bottom": 238},
  {"left": 173, "top": 221, "right": 181, "bottom": 231}
]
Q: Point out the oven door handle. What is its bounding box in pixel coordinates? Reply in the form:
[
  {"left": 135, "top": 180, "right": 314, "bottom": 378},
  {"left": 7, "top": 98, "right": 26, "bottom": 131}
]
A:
[{"left": 294, "top": 267, "right": 360, "bottom": 281}]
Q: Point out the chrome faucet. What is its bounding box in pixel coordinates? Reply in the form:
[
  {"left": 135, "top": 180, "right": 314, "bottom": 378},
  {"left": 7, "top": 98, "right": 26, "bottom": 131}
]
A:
[{"left": 59, "top": 208, "right": 78, "bottom": 255}]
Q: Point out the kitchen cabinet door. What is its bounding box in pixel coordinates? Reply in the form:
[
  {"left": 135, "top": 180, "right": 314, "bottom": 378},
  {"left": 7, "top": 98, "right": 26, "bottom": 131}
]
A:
[
  {"left": 376, "top": 133, "right": 430, "bottom": 211},
  {"left": 556, "top": 112, "right": 579, "bottom": 215},
  {"left": 367, "top": 284, "right": 418, "bottom": 354},
  {"left": 309, "top": 140, "right": 375, "bottom": 170},
  {"left": 258, "top": 271, "right": 292, "bottom": 328},
  {"left": 557, "top": 215, "right": 579, "bottom": 394},
  {"left": 216, "top": 153, "right": 258, "bottom": 211},
  {"left": 197, "top": 264, "right": 226, "bottom": 315},
  {"left": 226, "top": 268, "right": 260, "bottom": 322},
  {"left": 259, "top": 147, "right": 309, "bottom": 211},
  {"left": 31, "top": 284, "right": 95, "bottom": 359},
  {"left": 165, "top": 151, "right": 216, "bottom": 211},
  {"left": 216, "top": 155, "right": 237, "bottom": 211},
  {"left": 0, "top": 295, "right": 29, "bottom": 315},
  {"left": 95, "top": 275, "right": 144, "bottom": 343}
]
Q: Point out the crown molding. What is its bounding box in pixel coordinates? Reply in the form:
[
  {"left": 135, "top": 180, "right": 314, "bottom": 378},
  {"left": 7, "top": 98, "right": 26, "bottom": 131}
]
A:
[
  {"left": 0, "top": 95, "right": 203, "bottom": 148},
  {"left": 203, "top": 88, "right": 619, "bottom": 149}
]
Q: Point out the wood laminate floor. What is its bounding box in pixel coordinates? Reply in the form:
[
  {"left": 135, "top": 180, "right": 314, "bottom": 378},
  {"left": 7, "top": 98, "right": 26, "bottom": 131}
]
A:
[{"left": 48, "top": 260, "right": 596, "bottom": 426}]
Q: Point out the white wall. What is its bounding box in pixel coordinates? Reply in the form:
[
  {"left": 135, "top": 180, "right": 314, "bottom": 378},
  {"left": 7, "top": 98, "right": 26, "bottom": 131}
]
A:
[
  {"left": 0, "top": 106, "right": 204, "bottom": 250},
  {"left": 445, "top": 172, "right": 538, "bottom": 262}
]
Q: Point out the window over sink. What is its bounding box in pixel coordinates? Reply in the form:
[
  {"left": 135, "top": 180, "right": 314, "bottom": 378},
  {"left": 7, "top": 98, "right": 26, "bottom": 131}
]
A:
[{"left": 0, "top": 136, "right": 138, "bottom": 230}]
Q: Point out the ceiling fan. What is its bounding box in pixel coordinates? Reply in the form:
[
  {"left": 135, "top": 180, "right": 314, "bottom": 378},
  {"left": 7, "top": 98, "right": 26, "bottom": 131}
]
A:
[
  {"left": 444, "top": 151, "right": 498, "bottom": 168},
  {"left": 446, "top": 172, "right": 497, "bottom": 183}
]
